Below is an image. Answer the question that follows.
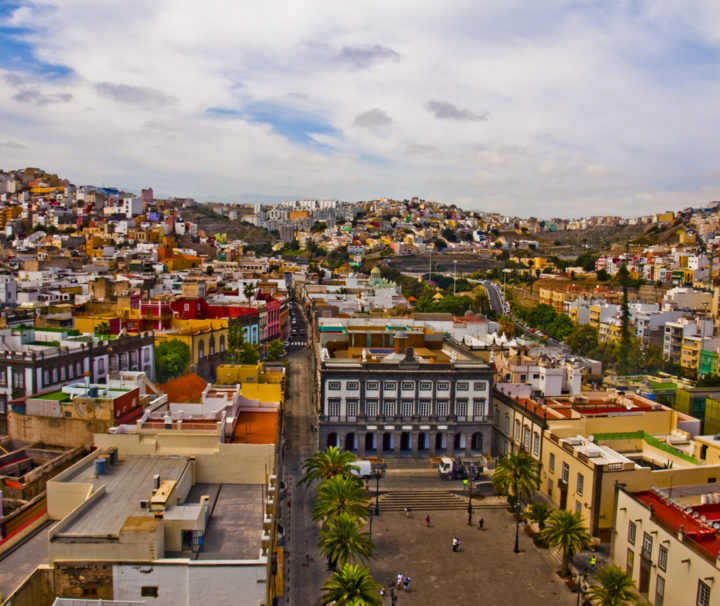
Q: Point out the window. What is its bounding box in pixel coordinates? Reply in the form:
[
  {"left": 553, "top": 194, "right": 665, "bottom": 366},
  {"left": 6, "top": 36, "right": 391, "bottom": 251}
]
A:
[
  {"left": 473, "top": 399, "right": 486, "bottom": 418},
  {"left": 366, "top": 381, "right": 379, "bottom": 391},
  {"left": 328, "top": 381, "right": 341, "bottom": 391},
  {"left": 383, "top": 400, "right": 396, "bottom": 416},
  {"left": 561, "top": 462, "right": 569, "bottom": 483},
  {"left": 346, "top": 382, "right": 359, "bottom": 391},
  {"left": 514, "top": 420, "right": 521, "bottom": 442},
  {"left": 384, "top": 381, "right": 397, "bottom": 391},
  {"left": 0, "top": 369, "right": 5, "bottom": 386},
  {"left": 504, "top": 414, "right": 510, "bottom": 434},
  {"left": 419, "top": 381, "right": 432, "bottom": 390},
  {"left": 523, "top": 427, "right": 530, "bottom": 451},
  {"left": 76, "top": 362, "right": 82, "bottom": 376},
  {"left": 402, "top": 381, "right": 414, "bottom": 391},
  {"left": 655, "top": 575, "right": 665, "bottom": 606},
  {"left": 456, "top": 382, "right": 469, "bottom": 391},
  {"left": 577, "top": 473, "right": 584, "bottom": 497},
  {"left": 575, "top": 501, "right": 582, "bottom": 514},
  {"left": 198, "top": 341, "right": 205, "bottom": 359},
  {"left": 437, "top": 381, "right": 449, "bottom": 391},
  {"left": 52, "top": 368, "right": 58, "bottom": 383},
  {"left": 144, "top": 348, "right": 150, "bottom": 362},
  {"left": 473, "top": 381, "right": 486, "bottom": 390},
  {"left": 628, "top": 521, "right": 637, "bottom": 545},
  {"left": 549, "top": 453, "right": 555, "bottom": 474},
  {"left": 547, "top": 478, "right": 553, "bottom": 495},
  {"left": 219, "top": 335, "right": 225, "bottom": 353},
  {"left": 533, "top": 432, "right": 540, "bottom": 456},
  {"left": 437, "top": 400, "right": 450, "bottom": 417},
  {"left": 44, "top": 369, "right": 50, "bottom": 386},
  {"left": 494, "top": 408, "right": 500, "bottom": 425},
  {"left": 365, "top": 400, "right": 378, "bottom": 417},
  {"left": 141, "top": 587, "right": 159, "bottom": 598},
  {"left": 328, "top": 399, "right": 340, "bottom": 417},
  {"left": 642, "top": 532, "right": 653, "bottom": 560},
  {"left": 419, "top": 400, "right": 431, "bottom": 416},
  {"left": 68, "top": 365, "right": 74, "bottom": 379},
  {"left": 626, "top": 549, "right": 634, "bottom": 576},
  {"left": 698, "top": 580, "right": 711, "bottom": 606},
  {"left": 208, "top": 337, "right": 215, "bottom": 356},
  {"left": 400, "top": 400, "right": 413, "bottom": 416},
  {"left": 60, "top": 366, "right": 66, "bottom": 381},
  {"left": 97, "top": 359, "right": 105, "bottom": 375},
  {"left": 455, "top": 399, "right": 467, "bottom": 417},
  {"left": 658, "top": 545, "right": 668, "bottom": 571},
  {"left": 346, "top": 399, "right": 359, "bottom": 418}
]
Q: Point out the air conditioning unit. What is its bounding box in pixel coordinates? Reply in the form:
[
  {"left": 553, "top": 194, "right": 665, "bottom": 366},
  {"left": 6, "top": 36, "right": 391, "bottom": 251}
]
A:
[{"left": 140, "top": 499, "right": 150, "bottom": 508}]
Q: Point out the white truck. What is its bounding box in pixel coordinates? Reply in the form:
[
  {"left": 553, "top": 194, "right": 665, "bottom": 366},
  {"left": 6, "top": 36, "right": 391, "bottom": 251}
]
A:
[{"left": 349, "top": 459, "right": 385, "bottom": 480}]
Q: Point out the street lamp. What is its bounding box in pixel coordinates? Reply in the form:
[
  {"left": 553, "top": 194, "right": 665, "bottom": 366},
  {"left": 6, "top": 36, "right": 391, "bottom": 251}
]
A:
[
  {"left": 466, "top": 466, "right": 473, "bottom": 525},
  {"left": 372, "top": 469, "right": 382, "bottom": 516},
  {"left": 513, "top": 500, "right": 523, "bottom": 553},
  {"left": 368, "top": 505, "right": 374, "bottom": 538},
  {"left": 576, "top": 569, "right": 586, "bottom": 606}
]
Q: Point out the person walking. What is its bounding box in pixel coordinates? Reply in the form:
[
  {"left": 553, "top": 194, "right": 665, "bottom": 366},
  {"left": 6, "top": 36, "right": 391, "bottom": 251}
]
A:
[
  {"left": 403, "top": 576, "right": 411, "bottom": 592},
  {"left": 404, "top": 506, "right": 411, "bottom": 518},
  {"left": 425, "top": 514, "right": 431, "bottom": 527},
  {"left": 589, "top": 555, "right": 597, "bottom": 572},
  {"left": 452, "top": 537, "right": 460, "bottom": 552},
  {"left": 478, "top": 517, "right": 484, "bottom": 530},
  {"left": 396, "top": 573, "right": 404, "bottom": 588}
]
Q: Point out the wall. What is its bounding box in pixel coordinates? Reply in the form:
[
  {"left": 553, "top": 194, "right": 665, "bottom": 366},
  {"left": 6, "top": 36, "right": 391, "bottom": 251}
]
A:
[
  {"left": 8, "top": 412, "right": 108, "bottom": 448},
  {"left": 2, "top": 565, "right": 54, "bottom": 606},
  {"left": 93, "top": 434, "right": 275, "bottom": 484}
]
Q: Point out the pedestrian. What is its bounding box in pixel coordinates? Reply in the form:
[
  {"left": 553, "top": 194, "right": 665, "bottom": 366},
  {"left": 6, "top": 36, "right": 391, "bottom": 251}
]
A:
[
  {"left": 403, "top": 576, "right": 411, "bottom": 592},
  {"left": 396, "top": 573, "right": 404, "bottom": 587},
  {"left": 404, "top": 506, "right": 411, "bottom": 518},
  {"left": 425, "top": 514, "right": 431, "bottom": 527},
  {"left": 589, "top": 555, "right": 597, "bottom": 572},
  {"left": 452, "top": 537, "right": 460, "bottom": 552},
  {"left": 479, "top": 517, "right": 484, "bottom": 529},
  {"left": 380, "top": 588, "right": 386, "bottom": 597},
  {"left": 468, "top": 511, "right": 473, "bottom": 525}
]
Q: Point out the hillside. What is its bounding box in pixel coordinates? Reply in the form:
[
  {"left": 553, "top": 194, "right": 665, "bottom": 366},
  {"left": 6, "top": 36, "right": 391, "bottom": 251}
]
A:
[{"left": 180, "top": 205, "right": 277, "bottom": 245}]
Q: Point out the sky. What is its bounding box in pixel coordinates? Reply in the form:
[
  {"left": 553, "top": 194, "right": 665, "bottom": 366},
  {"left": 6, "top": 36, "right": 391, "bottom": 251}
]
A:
[{"left": 1, "top": 1, "right": 720, "bottom": 218}]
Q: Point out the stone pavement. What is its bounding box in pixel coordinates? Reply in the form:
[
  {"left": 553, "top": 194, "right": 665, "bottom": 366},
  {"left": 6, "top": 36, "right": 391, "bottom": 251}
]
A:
[{"left": 367, "top": 504, "right": 577, "bottom": 606}]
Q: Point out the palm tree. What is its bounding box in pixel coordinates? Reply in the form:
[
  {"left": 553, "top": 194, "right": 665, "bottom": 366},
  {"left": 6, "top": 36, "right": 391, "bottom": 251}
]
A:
[
  {"left": 524, "top": 502, "right": 553, "bottom": 531},
  {"left": 243, "top": 282, "right": 256, "bottom": 306},
  {"left": 299, "top": 446, "right": 359, "bottom": 486},
  {"left": 313, "top": 474, "right": 369, "bottom": 524},
  {"left": 538, "top": 509, "right": 593, "bottom": 576},
  {"left": 318, "top": 512, "right": 374, "bottom": 569},
  {"left": 498, "top": 315, "right": 515, "bottom": 338},
  {"left": 491, "top": 450, "right": 540, "bottom": 505},
  {"left": 321, "top": 564, "right": 382, "bottom": 606},
  {"left": 585, "top": 565, "right": 641, "bottom": 605}
]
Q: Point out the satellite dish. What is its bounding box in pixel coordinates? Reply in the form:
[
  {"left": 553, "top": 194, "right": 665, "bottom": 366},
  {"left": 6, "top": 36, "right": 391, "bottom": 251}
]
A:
[{"left": 588, "top": 435, "right": 595, "bottom": 442}]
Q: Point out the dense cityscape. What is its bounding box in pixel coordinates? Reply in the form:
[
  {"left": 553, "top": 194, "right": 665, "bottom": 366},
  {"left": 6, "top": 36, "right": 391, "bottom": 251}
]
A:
[{"left": 0, "top": 166, "right": 719, "bottom": 605}]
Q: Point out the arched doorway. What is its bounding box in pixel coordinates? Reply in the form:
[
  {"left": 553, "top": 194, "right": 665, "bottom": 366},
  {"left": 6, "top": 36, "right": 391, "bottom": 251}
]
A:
[
  {"left": 417, "top": 432, "right": 428, "bottom": 451},
  {"left": 365, "top": 433, "right": 376, "bottom": 453},
  {"left": 344, "top": 433, "right": 356, "bottom": 452},
  {"left": 453, "top": 433, "right": 466, "bottom": 452},
  {"left": 435, "top": 432, "right": 446, "bottom": 452},
  {"left": 382, "top": 432, "right": 394, "bottom": 453},
  {"left": 400, "top": 432, "right": 411, "bottom": 452},
  {"left": 326, "top": 432, "right": 338, "bottom": 448},
  {"left": 471, "top": 432, "right": 483, "bottom": 453}
]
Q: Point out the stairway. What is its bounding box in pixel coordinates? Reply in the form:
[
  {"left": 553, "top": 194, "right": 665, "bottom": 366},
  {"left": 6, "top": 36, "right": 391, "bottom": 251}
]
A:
[{"left": 378, "top": 490, "right": 469, "bottom": 511}]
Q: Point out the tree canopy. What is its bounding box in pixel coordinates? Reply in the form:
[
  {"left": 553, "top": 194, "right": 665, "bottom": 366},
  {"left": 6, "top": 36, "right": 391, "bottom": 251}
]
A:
[{"left": 154, "top": 339, "right": 191, "bottom": 384}]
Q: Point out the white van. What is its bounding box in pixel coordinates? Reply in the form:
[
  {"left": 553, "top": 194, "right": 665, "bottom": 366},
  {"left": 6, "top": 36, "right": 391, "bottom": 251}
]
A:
[{"left": 349, "top": 460, "right": 374, "bottom": 479}]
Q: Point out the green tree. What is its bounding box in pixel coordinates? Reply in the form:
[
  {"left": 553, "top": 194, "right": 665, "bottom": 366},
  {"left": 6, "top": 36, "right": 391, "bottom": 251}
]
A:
[
  {"left": 491, "top": 451, "right": 540, "bottom": 506},
  {"left": 154, "top": 340, "right": 191, "bottom": 383},
  {"left": 471, "top": 287, "right": 493, "bottom": 317},
  {"left": 243, "top": 282, "right": 256, "bottom": 305},
  {"left": 265, "top": 339, "right": 284, "bottom": 361},
  {"left": 94, "top": 321, "right": 111, "bottom": 337},
  {"left": 596, "top": 268, "right": 610, "bottom": 281},
  {"left": 321, "top": 564, "right": 382, "bottom": 606},
  {"left": 318, "top": 512, "right": 374, "bottom": 569},
  {"left": 238, "top": 342, "right": 259, "bottom": 364},
  {"left": 584, "top": 565, "right": 641, "bottom": 606},
  {"left": 524, "top": 502, "right": 553, "bottom": 531},
  {"left": 312, "top": 475, "right": 369, "bottom": 524},
  {"left": 300, "top": 446, "right": 359, "bottom": 486},
  {"left": 227, "top": 321, "right": 246, "bottom": 363},
  {"left": 566, "top": 325, "right": 600, "bottom": 357},
  {"left": 538, "top": 509, "right": 593, "bottom": 576},
  {"left": 498, "top": 315, "right": 515, "bottom": 338}
]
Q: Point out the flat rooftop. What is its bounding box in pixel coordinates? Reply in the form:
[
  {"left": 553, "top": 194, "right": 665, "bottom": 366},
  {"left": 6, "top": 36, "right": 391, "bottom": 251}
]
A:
[{"left": 56, "top": 455, "right": 191, "bottom": 536}]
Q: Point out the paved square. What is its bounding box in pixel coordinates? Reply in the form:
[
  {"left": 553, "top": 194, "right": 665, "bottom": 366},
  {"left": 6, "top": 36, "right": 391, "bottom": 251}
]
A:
[{"left": 368, "top": 505, "right": 577, "bottom": 605}]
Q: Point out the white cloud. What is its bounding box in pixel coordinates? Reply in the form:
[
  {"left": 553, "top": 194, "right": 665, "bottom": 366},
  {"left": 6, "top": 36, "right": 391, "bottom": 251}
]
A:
[{"left": 0, "top": 0, "right": 718, "bottom": 217}]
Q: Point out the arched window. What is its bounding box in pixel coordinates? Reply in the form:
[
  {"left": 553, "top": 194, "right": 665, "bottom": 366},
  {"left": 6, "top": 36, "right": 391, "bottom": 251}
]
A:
[
  {"left": 209, "top": 336, "right": 215, "bottom": 356},
  {"left": 198, "top": 340, "right": 205, "bottom": 359},
  {"left": 219, "top": 335, "right": 225, "bottom": 353}
]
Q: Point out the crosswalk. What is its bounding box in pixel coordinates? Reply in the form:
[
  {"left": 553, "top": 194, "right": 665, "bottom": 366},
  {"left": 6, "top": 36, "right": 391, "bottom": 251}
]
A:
[{"left": 288, "top": 341, "right": 307, "bottom": 347}]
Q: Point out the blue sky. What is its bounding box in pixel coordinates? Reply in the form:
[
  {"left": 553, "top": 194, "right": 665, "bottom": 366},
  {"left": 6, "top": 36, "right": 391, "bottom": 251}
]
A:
[{"left": 0, "top": 0, "right": 719, "bottom": 218}]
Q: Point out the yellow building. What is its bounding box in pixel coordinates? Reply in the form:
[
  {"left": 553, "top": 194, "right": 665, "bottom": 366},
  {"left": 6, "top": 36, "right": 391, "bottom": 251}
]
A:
[
  {"left": 216, "top": 363, "right": 285, "bottom": 405},
  {"left": 155, "top": 320, "right": 228, "bottom": 381}
]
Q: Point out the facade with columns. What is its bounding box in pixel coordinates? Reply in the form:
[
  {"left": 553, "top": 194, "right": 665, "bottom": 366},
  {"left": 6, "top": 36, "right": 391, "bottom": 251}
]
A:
[{"left": 318, "top": 348, "right": 493, "bottom": 459}]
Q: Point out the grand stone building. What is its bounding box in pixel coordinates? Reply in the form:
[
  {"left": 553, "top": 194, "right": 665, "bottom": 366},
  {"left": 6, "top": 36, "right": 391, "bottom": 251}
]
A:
[{"left": 317, "top": 319, "right": 493, "bottom": 458}]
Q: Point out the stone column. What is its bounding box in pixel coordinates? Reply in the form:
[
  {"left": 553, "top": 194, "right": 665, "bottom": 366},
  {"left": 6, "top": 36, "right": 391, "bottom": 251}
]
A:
[
  {"left": 446, "top": 431, "right": 455, "bottom": 457},
  {"left": 358, "top": 430, "right": 367, "bottom": 457}
]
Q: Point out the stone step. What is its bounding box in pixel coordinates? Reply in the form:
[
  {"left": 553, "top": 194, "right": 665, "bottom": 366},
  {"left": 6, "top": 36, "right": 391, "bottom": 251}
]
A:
[{"left": 378, "top": 490, "right": 469, "bottom": 511}]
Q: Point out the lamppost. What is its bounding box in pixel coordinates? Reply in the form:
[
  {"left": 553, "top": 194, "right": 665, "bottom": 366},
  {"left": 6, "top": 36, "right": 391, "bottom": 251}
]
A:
[
  {"left": 368, "top": 504, "right": 374, "bottom": 537},
  {"left": 372, "top": 469, "right": 382, "bottom": 516},
  {"left": 513, "top": 500, "right": 523, "bottom": 553},
  {"left": 576, "top": 569, "right": 586, "bottom": 606},
  {"left": 466, "top": 466, "right": 473, "bottom": 525}
]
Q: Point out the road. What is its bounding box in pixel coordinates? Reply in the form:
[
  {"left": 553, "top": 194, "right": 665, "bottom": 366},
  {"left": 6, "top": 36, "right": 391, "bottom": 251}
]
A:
[
  {"left": 280, "top": 305, "right": 326, "bottom": 605},
  {"left": 0, "top": 520, "right": 57, "bottom": 600}
]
